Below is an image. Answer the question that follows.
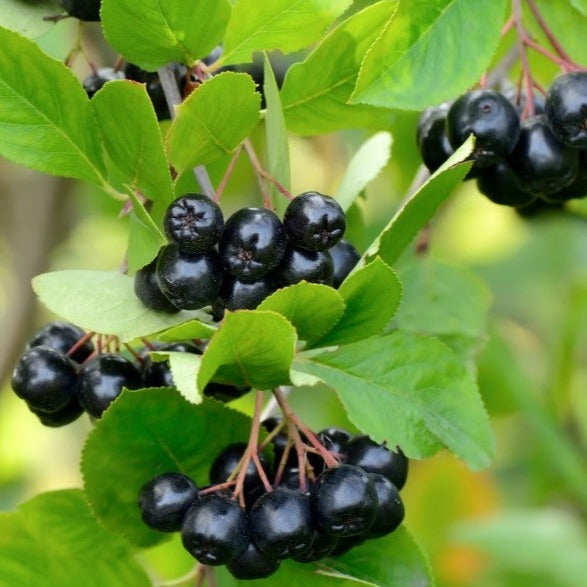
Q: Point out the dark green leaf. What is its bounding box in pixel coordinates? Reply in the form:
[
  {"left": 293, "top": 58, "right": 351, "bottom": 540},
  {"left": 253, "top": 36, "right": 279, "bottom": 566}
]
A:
[
  {"left": 264, "top": 52, "right": 291, "bottom": 216},
  {"left": 220, "top": 0, "right": 353, "bottom": 66},
  {"left": 362, "top": 139, "right": 474, "bottom": 267},
  {"left": 295, "top": 331, "right": 495, "bottom": 469},
  {"left": 351, "top": 0, "right": 508, "bottom": 110},
  {"left": 281, "top": 1, "right": 397, "bottom": 134},
  {"left": 101, "top": 0, "right": 231, "bottom": 70},
  {"left": 258, "top": 282, "right": 346, "bottom": 345},
  {"left": 82, "top": 389, "right": 252, "bottom": 546},
  {"left": 0, "top": 490, "right": 150, "bottom": 586},
  {"left": 198, "top": 310, "right": 296, "bottom": 390},
  {"left": 167, "top": 73, "right": 260, "bottom": 174},
  {"left": 314, "top": 258, "right": 402, "bottom": 347},
  {"left": 32, "top": 270, "right": 211, "bottom": 342},
  {"left": 0, "top": 26, "right": 106, "bottom": 184}
]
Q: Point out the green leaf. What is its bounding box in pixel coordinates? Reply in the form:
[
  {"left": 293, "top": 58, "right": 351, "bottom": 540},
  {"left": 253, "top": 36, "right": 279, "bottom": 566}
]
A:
[
  {"left": 281, "top": 1, "right": 397, "bottom": 135},
  {"left": 220, "top": 0, "right": 353, "bottom": 66},
  {"left": 396, "top": 259, "right": 491, "bottom": 361},
  {"left": 264, "top": 52, "right": 291, "bottom": 216},
  {"left": 314, "top": 258, "right": 402, "bottom": 347},
  {"left": 0, "top": 0, "right": 60, "bottom": 38},
  {"left": 156, "top": 319, "right": 217, "bottom": 342},
  {"left": 0, "top": 26, "right": 106, "bottom": 183},
  {"left": 92, "top": 81, "right": 174, "bottom": 207},
  {"left": 351, "top": 0, "right": 508, "bottom": 110},
  {"left": 363, "top": 138, "right": 474, "bottom": 267},
  {"left": 82, "top": 389, "right": 252, "bottom": 546},
  {"left": 335, "top": 132, "right": 393, "bottom": 212},
  {"left": 258, "top": 282, "right": 346, "bottom": 345},
  {"left": 570, "top": 0, "right": 587, "bottom": 17},
  {"left": 198, "top": 310, "right": 296, "bottom": 391},
  {"left": 32, "top": 270, "right": 212, "bottom": 342},
  {"left": 150, "top": 350, "right": 202, "bottom": 403},
  {"left": 295, "top": 331, "right": 495, "bottom": 469},
  {"left": 0, "top": 490, "right": 150, "bottom": 586},
  {"left": 167, "top": 72, "right": 260, "bottom": 175},
  {"left": 127, "top": 205, "right": 167, "bottom": 272},
  {"left": 101, "top": 0, "right": 231, "bottom": 70}
]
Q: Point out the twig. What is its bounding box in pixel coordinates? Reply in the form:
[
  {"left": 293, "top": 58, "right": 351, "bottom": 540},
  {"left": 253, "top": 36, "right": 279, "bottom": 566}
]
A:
[{"left": 513, "top": 0, "right": 535, "bottom": 117}]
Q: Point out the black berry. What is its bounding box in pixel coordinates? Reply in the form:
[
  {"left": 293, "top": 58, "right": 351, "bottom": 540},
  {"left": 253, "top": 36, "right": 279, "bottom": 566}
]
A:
[
  {"left": 329, "top": 240, "right": 360, "bottom": 288},
  {"left": 212, "top": 274, "right": 276, "bottom": 319},
  {"left": 545, "top": 72, "right": 587, "bottom": 148},
  {"left": 476, "top": 161, "right": 537, "bottom": 207},
  {"left": 60, "top": 0, "right": 101, "bottom": 21},
  {"left": 11, "top": 347, "right": 78, "bottom": 413},
  {"left": 277, "top": 247, "right": 334, "bottom": 287},
  {"left": 365, "top": 474, "right": 404, "bottom": 539},
  {"left": 508, "top": 115, "right": 579, "bottom": 196},
  {"left": 82, "top": 68, "right": 124, "bottom": 98},
  {"left": 446, "top": 90, "right": 521, "bottom": 167},
  {"left": 134, "top": 259, "right": 179, "bottom": 314},
  {"left": 209, "top": 443, "right": 270, "bottom": 492},
  {"left": 502, "top": 87, "right": 546, "bottom": 116},
  {"left": 203, "top": 382, "right": 251, "bottom": 403},
  {"left": 156, "top": 244, "right": 223, "bottom": 310},
  {"left": 283, "top": 192, "right": 346, "bottom": 252},
  {"left": 311, "top": 464, "right": 377, "bottom": 537},
  {"left": 344, "top": 436, "right": 409, "bottom": 491},
  {"left": 220, "top": 208, "right": 287, "bottom": 281},
  {"left": 292, "top": 529, "right": 339, "bottom": 562},
  {"left": 417, "top": 102, "right": 455, "bottom": 173},
  {"left": 249, "top": 488, "right": 314, "bottom": 559},
  {"left": 138, "top": 473, "right": 199, "bottom": 533},
  {"left": 77, "top": 353, "right": 143, "bottom": 418},
  {"left": 226, "top": 541, "right": 280, "bottom": 580},
  {"left": 181, "top": 494, "right": 249, "bottom": 565},
  {"left": 26, "top": 321, "right": 94, "bottom": 364},
  {"left": 546, "top": 151, "right": 587, "bottom": 201},
  {"left": 29, "top": 395, "right": 84, "bottom": 427},
  {"left": 164, "top": 194, "right": 224, "bottom": 253},
  {"left": 142, "top": 342, "right": 202, "bottom": 388}
]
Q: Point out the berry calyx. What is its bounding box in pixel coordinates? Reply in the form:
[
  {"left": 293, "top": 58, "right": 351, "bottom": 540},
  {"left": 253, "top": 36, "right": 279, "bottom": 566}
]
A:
[
  {"left": 138, "top": 473, "right": 199, "bottom": 533},
  {"left": 155, "top": 244, "right": 223, "bottom": 310},
  {"left": 163, "top": 194, "right": 224, "bottom": 253},
  {"left": 26, "top": 321, "right": 94, "bottom": 364},
  {"left": 134, "top": 259, "right": 179, "bottom": 314},
  {"left": 220, "top": 208, "right": 287, "bottom": 282},
  {"left": 283, "top": 192, "right": 346, "bottom": 252},
  {"left": 249, "top": 488, "right": 314, "bottom": 559},
  {"left": 545, "top": 72, "right": 587, "bottom": 148},
  {"left": 11, "top": 347, "right": 78, "bottom": 413},
  {"left": 311, "top": 464, "right": 377, "bottom": 537},
  {"left": 181, "top": 494, "right": 249, "bottom": 565},
  {"left": 77, "top": 353, "right": 143, "bottom": 418}
]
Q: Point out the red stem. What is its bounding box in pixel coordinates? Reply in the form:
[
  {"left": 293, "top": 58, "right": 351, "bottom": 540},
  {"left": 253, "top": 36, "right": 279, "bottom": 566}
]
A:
[
  {"left": 273, "top": 437, "right": 293, "bottom": 487},
  {"left": 66, "top": 331, "right": 94, "bottom": 358},
  {"left": 513, "top": 0, "right": 535, "bottom": 118},
  {"left": 287, "top": 420, "right": 308, "bottom": 492}
]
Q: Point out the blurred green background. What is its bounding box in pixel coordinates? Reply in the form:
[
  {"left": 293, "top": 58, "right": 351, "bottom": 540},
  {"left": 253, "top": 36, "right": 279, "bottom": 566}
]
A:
[{"left": 1, "top": 3, "right": 587, "bottom": 586}]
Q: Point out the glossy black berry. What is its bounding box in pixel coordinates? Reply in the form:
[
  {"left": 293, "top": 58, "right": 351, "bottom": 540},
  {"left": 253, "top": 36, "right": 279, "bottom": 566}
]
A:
[
  {"left": 11, "top": 347, "right": 78, "bottom": 413},
  {"left": 212, "top": 274, "right": 276, "bottom": 319},
  {"left": 156, "top": 244, "right": 223, "bottom": 310},
  {"left": 77, "top": 353, "right": 143, "bottom": 418},
  {"left": 134, "top": 259, "right": 179, "bottom": 314},
  {"left": 29, "top": 395, "right": 84, "bottom": 427},
  {"left": 220, "top": 208, "right": 287, "bottom": 281},
  {"left": 546, "top": 151, "right": 587, "bottom": 201},
  {"left": 210, "top": 443, "right": 270, "bottom": 491},
  {"left": 502, "top": 87, "right": 546, "bottom": 116},
  {"left": 308, "top": 427, "right": 352, "bottom": 475},
  {"left": 365, "top": 474, "right": 404, "bottom": 539},
  {"left": 283, "top": 192, "right": 346, "bottom": 252},
  {"left": 545, "top": 72, "right": 587, "bottom": 148},
  {"left": 182, "top": 494, "right": 249, "bottom": 565},
  {"left": 142, "top": 343, "right": 202, "bottom": 388},
  {"left": 311, "top": 464, "right": 377, "bottom": 537},
  {"left": 292, "top": 529, "right": 339, "bottom": 562},
  {"left": 60, "top": 0, "right": 101, "bottom": 21},
  {"left": 26, "top": 321, "right": 94, "bottom": 364},
  {"left": 82, "top": 68, "right": 124, "bottom": 99},
  {"left": 417, "top": 102, "right": 455, "bottom": 173},
  {"left": 203, "top": 382, "right": 251, "bottom": 403},
  {"left": 329, "top": 240, "right": 360, "bottom": 288},
  {"left": 476, "top": 162, "right": 537, "bottom": 207},
  {"left": 446, "top": 90, "right": 521, "bottom": 167},
  {"left": 249, "top": 488, "right": 314, "bottom": 559},
  {"left": 277, "top": 247, "right": 334, "bottom": 287},
  {"left": 226, "top": 541, "right": 280, "bottom": 580},
  {"left": 344, "top": 436, "right": 409, "bottom": 491},
  {"left": 508, "top": 115, "right": 579, "bottom": 195},
  {"left": 138, "top": 473, "right": 199, "bottom": 533},
  {"left": 164, "top": 194, "right": 224, "bottom": 253}
]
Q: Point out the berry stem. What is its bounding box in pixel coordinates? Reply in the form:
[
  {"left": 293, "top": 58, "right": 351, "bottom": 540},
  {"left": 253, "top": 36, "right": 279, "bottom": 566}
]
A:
[
  {"left": 258, "top": 418, "right": 287, "bottom": 450},
  {"left": 272, "top": 437, "right": 294, "bottom": 487},
  {"left": 243, "top": 139, "right": 273, "bottom": 209},
  {"left": 199, "top": 480, "right": 237, "bottom": 496},
  {"left": 512, "top": 0, "right": 536, "bottom": 117},
  {"left": 66, "top": 331, "right": 94, "bottom": 358},
  {"left": 272, "top": 388, "right": 339, "bottom": 468},
  {"left": 141, "top": 338, "right": 157, "bottom": 351},
  {"left": 287, "top": 419, "right": 308, "bottom": 492},
  {"left": 214, "top": 144, "right": 243, "bottom": 203},
  {"left": 203, "top": 567, "right": 217, "bottom": 587},
  {"left": 123, "top": 343, "right": 144, "bottom": 364}
]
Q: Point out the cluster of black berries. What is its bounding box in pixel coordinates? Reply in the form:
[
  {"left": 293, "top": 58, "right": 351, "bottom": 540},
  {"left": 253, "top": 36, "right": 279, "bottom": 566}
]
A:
[
  {"left": 417, "top": 72, "right": 587, "bottom": 208},
  {"left": 138, "top": 426, "right": 408, "bottom": 580},
  {"left": 10, "top": 323, "right": 255, "bottom": 424},
  {"left": 134, "top": 192, "right": 360, "bottom": 319}
]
